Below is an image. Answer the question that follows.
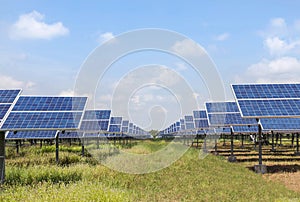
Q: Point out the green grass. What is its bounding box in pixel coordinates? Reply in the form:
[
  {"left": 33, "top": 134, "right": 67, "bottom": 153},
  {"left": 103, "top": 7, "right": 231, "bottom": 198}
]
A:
[{"left": 1, "top": 140, "right": 299, "bottom": 201}]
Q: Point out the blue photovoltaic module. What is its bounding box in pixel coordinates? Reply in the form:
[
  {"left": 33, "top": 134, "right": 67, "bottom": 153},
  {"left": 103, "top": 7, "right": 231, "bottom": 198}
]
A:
[
  {"left": 6, "top": 130, "right": 58, "bottom": 140},
  {"left": 205, "top": 101, "right": 257, "bottom": 126},
  {"left": 232, "top": 83, "right": 300, "bottom": 118},
  {"left": 1, "top": 96, "right": 87, "bottom": 130}
]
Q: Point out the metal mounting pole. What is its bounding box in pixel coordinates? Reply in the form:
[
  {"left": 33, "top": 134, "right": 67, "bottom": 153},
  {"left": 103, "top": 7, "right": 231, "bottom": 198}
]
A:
[
  {"left": 228, "top": 127, "right": 236, "bottom": 162},
  {"left": 270, "top": 131, "right": 276, "bottom": 152},
  {"left": 0, "top": 131, "right": 5, "bottom": 184},
  {"left": 295, "top": 133, "right": 300, "bottom": 156},
  {"left": 55, "top": 134, "right": 59, "bottom": 164},
  {"left": 254, "top": 119, "right": 267, "bottom": 174}
]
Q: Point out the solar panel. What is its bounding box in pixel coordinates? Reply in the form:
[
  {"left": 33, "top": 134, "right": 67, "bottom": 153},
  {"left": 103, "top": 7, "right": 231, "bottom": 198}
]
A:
[
  {"left": 237, "top": 99, "right": 300, "bottom": 118},
  {"left": 232, "top": 83, "right": 300, "bottom": 118},
  {"left": 109, "top": 124, "right": 121, "bottom": 132},
  {"left": 108, "top": 116, "right": 122, "bottom": 133},
  {"left": 184, "top": 115, "right": 195, "bottom": 129},
  {"left": 1, "top": 96, "right": 87, "bottom": 130},
  {"left": 79, "top": 110, "right": 111, "bottom": 132},
  {"left": 83, "top": 110, "right": 111, "bottom": 120},
  {"left": 180, "top": 119, "right": 185, "bottom": 130},
  {"left": 260, "top": 118, "right": 300, "bottom": 132},
  {"left": 0, "top": 89, "right": 22, "bottom": 125},
  {"left": 193, "top": 110, "right": 209, "bottom": 129},
  {"left": 80, "top": 120, "right": 109, "bottom": 131},
  {"left": 59, "top": 131, "right": 83, "bottom": 139},
  {"left": 231, "top": 125, "right": 257, "bottom": 133},
  {"left": 13, "top": 96, "right": 87, "bottom": 111},
  {"left": 2, "top": 112, "right": 83, "bottom": 130},
  {"left": 205, "top": 101, "right": 257, "bottom": 126},
  {"left": 84, "top": 133, "right": 99, "bottom": 138},
  {"left": 232, "top": 83, "right": 300, "bottom": 99},
  {"left": 0, "top": 89, "right": 21, "bottom": 103},
  {"left": 6, "top": 130, "right": 58, "bottom": 140},
  {"left": 214, "top": 127, "right": 232, "bottom": 134}
]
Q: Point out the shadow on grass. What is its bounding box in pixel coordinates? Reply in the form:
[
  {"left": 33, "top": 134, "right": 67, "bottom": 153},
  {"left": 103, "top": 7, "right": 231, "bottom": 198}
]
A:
[{"left": 247, "top": 164, "right": 300, "bottom": 173}]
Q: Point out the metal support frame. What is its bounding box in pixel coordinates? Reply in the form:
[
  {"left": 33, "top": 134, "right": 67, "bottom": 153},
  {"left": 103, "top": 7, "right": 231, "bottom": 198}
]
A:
[
  {"left": 254, "top": 120, "right": 267, "bottom": 174},
  {"left": 203, "top": 134, "right": 207, "bottom": 153},
  {"left": 0, "top": 131, "right": 5, "bottom": 184},
  {"left": 228, "top": 128, "right": 236, "bottom": 162},
  {"left": 270, "top": 131, "right": 276, "bottom": 152},
  {"left": 81, "top": 138, "right": 85, "bottom": 157},
  {"left": 55, "top": 134, "right": 59, "bottom": 164},
  {"left": 240, "top": 134, "right": 244, "bottom": 149},
  {"left": 295, "top": 133, "right": 300, "bottom": 156},
  {"left": 16, "top": 140, "right": 19, "bottom": 154}
]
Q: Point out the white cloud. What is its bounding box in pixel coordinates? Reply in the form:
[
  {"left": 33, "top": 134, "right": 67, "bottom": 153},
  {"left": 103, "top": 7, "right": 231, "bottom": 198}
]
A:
[
  {"left": 264, "top": 36, "right": 300, "bottom": 56},
  {"left": 0, "top": 75, "right": 35, "bottom": 89},
  {"left": 175, "top": 62, "right": 188, "bottom": 72},
  {"left": 10, "top": 10, "right": 69, "bottom": 40},
  {"left": 171, "top": 39, "right": 206, "bottom": 57},
  {"left": 245, "top": 57, "right": 300, "bottom": 83},
  {"left": 214, "top": 33, "right": 230, "bottom": 41},
  {"left": 59, "top": 89, "right": 75, "bottom": 96},
  {"left": 97, "top": 32, "right": 116, "bottom": 44},
  {"left": 270, "top": 17, "right": 286, "bottom": 28}
]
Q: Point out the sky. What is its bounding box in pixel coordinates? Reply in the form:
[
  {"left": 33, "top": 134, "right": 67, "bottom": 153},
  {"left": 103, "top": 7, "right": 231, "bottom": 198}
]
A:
[{"left": 1, "top": 1, "right": 300, "bottom": 130}]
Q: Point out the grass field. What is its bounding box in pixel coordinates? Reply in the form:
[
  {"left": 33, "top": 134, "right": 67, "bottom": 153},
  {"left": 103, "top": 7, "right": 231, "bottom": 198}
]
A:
[{"left": 0, "top": 140, "right": 299, "bottom": 201}]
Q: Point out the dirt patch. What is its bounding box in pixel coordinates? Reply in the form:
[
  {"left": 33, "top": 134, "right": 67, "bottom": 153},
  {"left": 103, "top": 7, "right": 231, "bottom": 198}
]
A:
[{"left": 264, "top": 171, "right": 300, "bottom": 193}]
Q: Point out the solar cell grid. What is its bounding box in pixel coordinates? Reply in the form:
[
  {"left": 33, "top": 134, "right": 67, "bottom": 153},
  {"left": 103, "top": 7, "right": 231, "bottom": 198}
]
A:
[
  {"left": 232, "top": 83, "right": 300, "bottom": 99},
  {"left": 238, "top": 99, "right": 300, "bottom": 118},
  {"left": 0, "top": 105, "right": 11, "bottom": 119},
  {"left": 260, "top": 118, "right": 300, "bottom": 131},
  {"left": 206, "top": 102, "right": 239, "bottom": 113},
  {"left": 83, "top": 110, "right": 111, "bottom": 120},
  {"left": 194, "top": 119, "right": 209, "bottom": 128},
  {"left": 110, "top": 117, "right": 122, "bottom": 124},
  {"left": 184, "top": 115, "right": 193, "bottom": 122},
  {"left": 80, "top": 120, "right": 109, "bottom": 131},
  {"left": 0, "top": 89, "right": 21, "bottom": 103},
  {"left": 122, "top": 120, "right": 129, "bottom": 127},
  {"left": 231, "top": 125, "right": 257, "bottom": 133},
  {"left": 207, "top": 113, "right": 257, "bottom": 126},
  {"left": 6, "top": 130, "right": 58, "bottom": 140},
  {"left": 109, "top": 125, "right": 121, "bottom": 132},
  {"left": 13, "top": 97, "right": 87, "bottom": 111},
  {"left": 1, "top": 112, "right": 83, "bottom": 130},
  {"left": 59, "top": 131, "right": 83, "bottom": 139}
]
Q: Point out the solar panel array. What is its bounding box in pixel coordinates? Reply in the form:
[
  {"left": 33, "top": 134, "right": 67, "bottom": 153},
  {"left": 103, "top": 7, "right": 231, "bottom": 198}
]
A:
[
  {"left": 121, "top": 120, "right": 129, "bottom": 133},
  {"left": 205, "top": 101, "right": 257, "bottom": 126},
  {"left": 108, "top": 117, "right": 122, "bottom": 132},
  {"left": 1, "top": 96, "right": 87, "bottom": 130},
  {"left": 0, "top": 89, "right": 21, "bottom": 126},
  {"left": 260, "top": 118, "right": 300, "bottom": 132},
  {"left": 80, "top": 110, "right": 111, "bottom": 131},
  {"left": 231, "top": 125, "right": 257, "bottom": 133},
  {"left": 184, "top": 115, "right": 195, "bottom": 130},
  {"left": 232, "top": 83, "right": 300, "bottom": 118},
  {"left": 59, "top": 131, "right": 83, "bottom": 139},
  {"left": 193, "top": 110, "right": 209, "bottom": 129},
  {"left": 6, "top": 130, "right": 58, "bottom": 140}
]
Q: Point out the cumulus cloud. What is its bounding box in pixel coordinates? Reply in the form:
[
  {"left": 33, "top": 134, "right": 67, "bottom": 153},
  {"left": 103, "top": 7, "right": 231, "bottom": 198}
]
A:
[
  {"left": 246, "top": 57, "right": 300, "bottom": 83},
  {"left": 97, "top": 32, "right": 116, "bottom": 44},
  {"left": 171, "top": 39, "right": 206, "bottom": 57},
  {"left": 264, "top": 36, "right": 300, "bottom": 56},
  {"left": 214, "top": 33, "right": 230, "bottom": 41},
  {"left": 10, "top": 10, "right": 69, "bottom": 40},
  {"left": 239, "top": 17, "right": 300, "bottom": 83},
  {"left": 0, "top": 75, "right": 35, "bottom": 89}
]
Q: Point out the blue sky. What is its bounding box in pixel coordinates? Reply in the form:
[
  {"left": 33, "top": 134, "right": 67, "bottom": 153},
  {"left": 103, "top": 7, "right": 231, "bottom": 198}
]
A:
[{"left": 1, "top": 1, "right": 300, "bottom": 129}]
